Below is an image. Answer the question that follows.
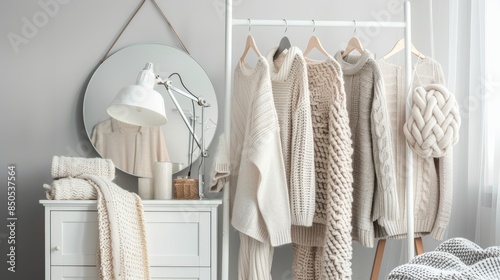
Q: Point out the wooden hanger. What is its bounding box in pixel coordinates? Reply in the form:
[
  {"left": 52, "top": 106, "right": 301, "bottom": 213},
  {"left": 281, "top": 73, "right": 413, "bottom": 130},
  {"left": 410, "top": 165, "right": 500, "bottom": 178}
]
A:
[
  {"left": 383, "top": 38, "right": 426, "bottom": 60},
  {"left": 342, "top": 21, "right": 365, "bottom": 58},
  {"left": 342, "top": 36, "right": 365, "bottom": 58},
  {"left": 240, "top": 35, "right": 262, "bottom": 63},
  {"left": 240, "top": 20, "right": 262, "bottom": 63},
  {"left": 303, "top": 20, "right": 330, "bottom": 58},
  {"left": 273, "top": 19, "right": 292, "bottom": 61}
]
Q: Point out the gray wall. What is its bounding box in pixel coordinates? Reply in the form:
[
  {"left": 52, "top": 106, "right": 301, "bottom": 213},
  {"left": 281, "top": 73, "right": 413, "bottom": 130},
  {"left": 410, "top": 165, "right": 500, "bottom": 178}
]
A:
[{"left": 0, "top": 0, "right": 453, "bottom": 279}]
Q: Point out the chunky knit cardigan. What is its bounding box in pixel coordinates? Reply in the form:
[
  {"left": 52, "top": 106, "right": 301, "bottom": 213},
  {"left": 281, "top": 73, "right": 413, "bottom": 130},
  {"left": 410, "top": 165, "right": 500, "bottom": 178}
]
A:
[
  {"left": 376, "top": 57, "right": 453, "bottom": 240},
  {"left": 230, "top": 57, "right": 292, "bottom": 246},
  {"left": 292, "top": 56, "right": 354, "bottom": 280},
  {"left": 334, "top": 51, "right": 398, "bottom": 248},
  {"left": 267, "top": 47, "right": 316, "bottom": 227}
]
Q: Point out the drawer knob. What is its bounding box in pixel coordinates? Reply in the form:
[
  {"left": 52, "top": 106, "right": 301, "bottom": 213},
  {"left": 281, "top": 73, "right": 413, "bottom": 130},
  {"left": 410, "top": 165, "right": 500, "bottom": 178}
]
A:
[{"left": 54, "top": 246, "right": 60, "bottom": 251}]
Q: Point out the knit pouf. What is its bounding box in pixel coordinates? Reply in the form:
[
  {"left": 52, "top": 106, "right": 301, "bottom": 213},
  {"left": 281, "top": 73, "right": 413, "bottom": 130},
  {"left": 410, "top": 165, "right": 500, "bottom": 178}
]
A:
[{"left": 403, "top": 84, "right": 461, "bottom": 158}]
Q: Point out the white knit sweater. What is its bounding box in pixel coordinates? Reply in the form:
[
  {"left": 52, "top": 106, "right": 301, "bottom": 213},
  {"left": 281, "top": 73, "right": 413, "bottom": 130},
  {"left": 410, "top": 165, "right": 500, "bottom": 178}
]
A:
[
  {"left": 376, "top": 57, "right": 453, "bottom": 240},
  {"left": 267, "top": 47, "right": 316, "bottom": 227},
  {"left": 230, "top": 57, "right": 292, "bottom": 246},
  {"left": 334, "top": 50, "right": 398, "bottom": 248}
]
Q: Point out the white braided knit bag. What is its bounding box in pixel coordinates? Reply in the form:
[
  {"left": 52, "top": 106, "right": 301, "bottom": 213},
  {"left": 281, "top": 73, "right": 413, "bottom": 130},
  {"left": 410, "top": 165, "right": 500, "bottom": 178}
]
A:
[{"left": 404, "top": 84, "right": 461, "bottom": 158}]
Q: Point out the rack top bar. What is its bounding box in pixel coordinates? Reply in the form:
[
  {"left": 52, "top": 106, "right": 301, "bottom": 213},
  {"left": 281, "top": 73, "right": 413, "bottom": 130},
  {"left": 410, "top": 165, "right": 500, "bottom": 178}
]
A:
[{"left": 232, "top": 19, "right": 406, "bottom": 28}]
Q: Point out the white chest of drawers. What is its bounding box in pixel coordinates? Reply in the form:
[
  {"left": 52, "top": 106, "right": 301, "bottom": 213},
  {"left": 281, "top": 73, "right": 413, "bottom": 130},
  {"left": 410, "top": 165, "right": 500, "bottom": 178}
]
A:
[{"left": 40, "top": 199, "right": 221, "bottom": 280}]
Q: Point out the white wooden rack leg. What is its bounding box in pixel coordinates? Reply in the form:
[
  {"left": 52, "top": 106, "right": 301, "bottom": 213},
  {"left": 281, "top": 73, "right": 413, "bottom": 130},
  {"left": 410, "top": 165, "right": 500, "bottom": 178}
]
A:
[{"left": 222, "top": 1, "right": 415, "bottom": 279}]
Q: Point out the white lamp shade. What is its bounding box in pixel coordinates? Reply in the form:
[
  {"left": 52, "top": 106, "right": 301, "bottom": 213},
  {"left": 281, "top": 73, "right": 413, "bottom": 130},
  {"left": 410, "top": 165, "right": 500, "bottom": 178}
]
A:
[
  {"left": 107, "top": 62, "right": 168, "bottom": 126},
  {"left": 107, "top": 84, "right": 168, "bottom": 126}
]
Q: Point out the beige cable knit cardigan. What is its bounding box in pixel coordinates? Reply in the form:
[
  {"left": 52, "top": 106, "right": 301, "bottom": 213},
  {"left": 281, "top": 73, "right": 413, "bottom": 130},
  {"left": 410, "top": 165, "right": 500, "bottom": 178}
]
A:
[
  {"left": 376, "top": 57, "right": 453, "bottom": 240},
  {"left": 334, "top": 50, "right": 398, "bottom": 248}
]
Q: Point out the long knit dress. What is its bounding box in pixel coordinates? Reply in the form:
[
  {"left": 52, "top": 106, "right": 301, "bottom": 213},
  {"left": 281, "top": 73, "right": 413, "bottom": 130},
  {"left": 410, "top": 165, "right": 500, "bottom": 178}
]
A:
[
  {"left": 334, "top": 50, "right": 398, "bottom": 248},
  {"left": 291, "top": 56, "right": 354, "bottom": 279},
  {"left": 376, "top": 57, "right": 453, "bottom": 240},
  {"left": 266, "top": 47, "right": 316, "bottom": 227},
  {"left": 230, "top": 57, "right": 292, "bottom": 280}
]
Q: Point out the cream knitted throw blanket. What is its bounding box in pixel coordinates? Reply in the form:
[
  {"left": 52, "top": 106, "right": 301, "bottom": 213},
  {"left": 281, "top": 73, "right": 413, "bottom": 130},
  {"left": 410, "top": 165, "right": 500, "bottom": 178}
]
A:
[
  {"left": 44, "top": 156, "right": 150, "bottom": 280},
  {"left": 388, "top": 238, "right": 500, "bottom": 279}
]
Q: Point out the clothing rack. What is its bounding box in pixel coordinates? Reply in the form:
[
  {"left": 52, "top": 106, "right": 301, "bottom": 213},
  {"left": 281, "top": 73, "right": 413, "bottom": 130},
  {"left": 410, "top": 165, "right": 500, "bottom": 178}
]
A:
[{"left": 223, "top": 1, "right": 414, "bottom": 279}]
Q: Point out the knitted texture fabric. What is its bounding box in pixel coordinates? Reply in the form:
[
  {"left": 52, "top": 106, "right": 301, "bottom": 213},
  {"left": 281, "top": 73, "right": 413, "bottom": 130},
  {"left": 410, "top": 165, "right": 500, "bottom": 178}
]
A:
[
  {"left": 238, "top": 233, "right": 274, "bottom": 280},
  {"left": 209, "top": 134, "right": 230, "bottom": 193},
  {"left": 267, "top": 47, "right": 316, "bottom": 227},
  {"left": 229, "top": 57, "right": 291, "bottom": 247},
  {"left": 291, "top": 56, "right": 354, "bottom": 279},
  {"left": 45, "top": 156, "right": 150, "bottom": 280},
  {"left": 51, "top": 155, "right": 115, "bottom": 180},
  {"left": 388, "top": 238, "right": 500, "bottom": 279},
  {"left": 377, "top": 57, "right": 453, "bottom": 241},
  {"left": 43, "top": 178, "right": 97, "bottom": 200},
  {"left": 293, "top": 244, "right": 323, "bottom": 280},
  {"left": 334, "top": 51, "right": 398, "bottom": 248},
  {"left": 82, "top": 174, "right": 150, "bottom": 280},
  {"left": 403, "top": 84, "right": 461, "bottom": 158}
]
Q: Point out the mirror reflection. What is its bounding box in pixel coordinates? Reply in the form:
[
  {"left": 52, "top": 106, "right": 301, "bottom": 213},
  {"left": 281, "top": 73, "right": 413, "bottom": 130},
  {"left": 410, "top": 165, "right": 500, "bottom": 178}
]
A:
[{"left": 83, "top": 44, "right": 218, "bottom": 177}]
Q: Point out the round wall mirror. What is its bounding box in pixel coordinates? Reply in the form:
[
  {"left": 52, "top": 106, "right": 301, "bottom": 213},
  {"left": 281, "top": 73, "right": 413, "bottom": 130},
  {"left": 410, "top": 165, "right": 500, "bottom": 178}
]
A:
[{"left": 83, "top": 44, "right": 218, "bottom": 177}]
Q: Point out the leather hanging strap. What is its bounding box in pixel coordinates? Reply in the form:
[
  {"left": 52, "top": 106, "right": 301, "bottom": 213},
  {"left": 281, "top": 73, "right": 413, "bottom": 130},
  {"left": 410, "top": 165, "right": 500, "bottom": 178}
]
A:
[{"left": 99, "top": 0, "right": 189, "bottom": 65}]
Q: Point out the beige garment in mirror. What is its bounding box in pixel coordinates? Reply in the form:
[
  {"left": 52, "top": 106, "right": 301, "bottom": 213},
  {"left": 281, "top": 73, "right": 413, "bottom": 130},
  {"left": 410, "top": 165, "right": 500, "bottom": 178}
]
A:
[{"left": 91, "top": 117, "right": 170, "bottom": 178}]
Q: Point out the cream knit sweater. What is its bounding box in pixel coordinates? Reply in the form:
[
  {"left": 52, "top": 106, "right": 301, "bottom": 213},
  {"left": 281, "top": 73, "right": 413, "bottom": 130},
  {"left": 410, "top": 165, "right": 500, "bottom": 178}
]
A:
[
  {"left": 376, "top": 57, "right": 453, "bottom": 240},
  {"left": 334, "top": 51, "right": 398, "bottom": 248},
  {"left": 292, "top": 56, "right": 354, "bottom": 280},
  {"left": 267, "top": 47, "right": 316, "bottom": 227},
  {"left": 230, "top": 57, "right": 292, "bottom": 246}
]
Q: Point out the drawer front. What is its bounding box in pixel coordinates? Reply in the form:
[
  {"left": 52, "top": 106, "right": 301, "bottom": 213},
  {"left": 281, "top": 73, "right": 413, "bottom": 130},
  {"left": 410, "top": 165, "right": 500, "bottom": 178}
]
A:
[
  {"left": 50, "top": 211, "right": 99, "bottom": 266},
  {"left": 150, "top": 266, "right": 211, "bottom": 280},
  {"left": 50, "top": 210, "right": 211, "bottom": 267},
  {"left": 51, "top": 266, "right": 98, "bottom": 279},
  {"left": 145, "top": 211, "right": 211, "bottom": 266},
  {"left": 50, "top": 266, "right": 210, "bottom": 280}
]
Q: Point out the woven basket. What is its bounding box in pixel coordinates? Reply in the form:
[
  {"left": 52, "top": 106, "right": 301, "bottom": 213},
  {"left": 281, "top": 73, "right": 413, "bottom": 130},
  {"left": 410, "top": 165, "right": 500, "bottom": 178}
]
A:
[{"left": 173, "top": 178, "right": 199, "bottom": 200}]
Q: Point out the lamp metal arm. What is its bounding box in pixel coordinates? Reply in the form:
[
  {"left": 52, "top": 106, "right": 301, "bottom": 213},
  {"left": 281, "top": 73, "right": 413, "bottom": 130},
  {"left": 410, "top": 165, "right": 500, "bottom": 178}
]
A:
[
  {"left": 158, "top": 76, "right": 208, "bottom": 199},
  {"left": 156, "top": 76, "right": 210, "bottom": 107},
  {"left": 163, "top": 86, "right": 203, "bottom": 150}
]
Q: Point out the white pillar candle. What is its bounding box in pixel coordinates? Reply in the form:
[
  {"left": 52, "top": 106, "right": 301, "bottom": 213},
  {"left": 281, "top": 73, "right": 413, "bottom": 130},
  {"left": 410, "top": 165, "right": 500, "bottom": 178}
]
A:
[
  {"left": 138, "top": 178, "right": 154, "bottom": 200},
  {"left": 153, "top": 161, "right": 173, "bottom": 200},
  {"left": 171, "top": 163, "right": 183, "bottom": 174}
]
